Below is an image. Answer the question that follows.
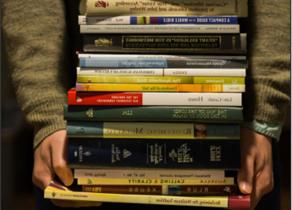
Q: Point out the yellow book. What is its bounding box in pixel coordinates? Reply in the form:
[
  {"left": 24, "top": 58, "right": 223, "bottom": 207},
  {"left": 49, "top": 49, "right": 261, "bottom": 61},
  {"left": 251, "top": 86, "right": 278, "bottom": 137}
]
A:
[
  {"left": 77, "top": 177, "right": 235, "bottom": 186},
  {"left": 76, "top": 83, "right": 245, "bottom": 92},
  {"left": 77, "top": 75, "right": 245, "bottom": 84},
  {"left": 45, "top": 183, "right": 250, "bottom": 208}
]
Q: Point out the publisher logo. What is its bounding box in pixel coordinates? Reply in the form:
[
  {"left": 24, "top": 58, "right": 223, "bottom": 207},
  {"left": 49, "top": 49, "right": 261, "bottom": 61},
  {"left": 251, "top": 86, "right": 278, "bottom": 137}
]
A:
[{"left": 95, "top": 0, "right": 109, "bottom": 8}]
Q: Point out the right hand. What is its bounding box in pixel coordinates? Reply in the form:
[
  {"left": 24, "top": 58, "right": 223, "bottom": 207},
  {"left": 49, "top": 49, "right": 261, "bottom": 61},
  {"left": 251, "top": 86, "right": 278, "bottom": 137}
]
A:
[{"left": 32, "top": 130, "right": 101, "bottom": 207}]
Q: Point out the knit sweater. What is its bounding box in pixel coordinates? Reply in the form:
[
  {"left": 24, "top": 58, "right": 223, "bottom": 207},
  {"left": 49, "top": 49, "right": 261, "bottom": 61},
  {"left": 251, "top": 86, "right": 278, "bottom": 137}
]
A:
[{"left": 2, "top": 0, "right": 290, "bottom": 148}]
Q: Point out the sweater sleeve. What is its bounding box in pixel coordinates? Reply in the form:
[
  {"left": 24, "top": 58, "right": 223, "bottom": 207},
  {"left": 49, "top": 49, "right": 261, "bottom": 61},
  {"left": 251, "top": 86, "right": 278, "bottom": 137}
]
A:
[
  {"left": 244, "top": 0, "right": 290, "bottom": 124},
  {"left": 2, "top": 0, "right": 69, "bottom": 148}
]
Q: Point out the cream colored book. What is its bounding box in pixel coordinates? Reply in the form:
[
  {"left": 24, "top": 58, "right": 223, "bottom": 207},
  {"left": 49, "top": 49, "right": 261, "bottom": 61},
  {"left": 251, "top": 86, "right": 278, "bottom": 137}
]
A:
[{"left": 79, "top": 0, "right": 248, "bottom": 17}]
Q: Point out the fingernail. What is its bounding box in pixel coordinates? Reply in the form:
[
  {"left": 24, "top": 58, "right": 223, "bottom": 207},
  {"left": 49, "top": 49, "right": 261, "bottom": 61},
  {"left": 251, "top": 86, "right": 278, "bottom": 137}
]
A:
[{"left": 240, "top": 182, "right": 252, "bottom": 194}]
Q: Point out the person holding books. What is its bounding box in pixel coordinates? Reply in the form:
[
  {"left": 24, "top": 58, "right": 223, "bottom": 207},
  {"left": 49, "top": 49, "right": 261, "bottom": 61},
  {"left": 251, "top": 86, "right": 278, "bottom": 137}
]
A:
[{"left": 2, "top": 0, "right": 290, "bottom": 210}]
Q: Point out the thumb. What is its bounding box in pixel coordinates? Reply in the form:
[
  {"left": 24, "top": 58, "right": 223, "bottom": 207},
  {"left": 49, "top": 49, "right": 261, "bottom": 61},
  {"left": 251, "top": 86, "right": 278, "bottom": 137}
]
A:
[
  {"left": 237, "top": 155, "right": 254, "bottom": 194},
  {"left": 51, "top": 132, "right": 74, "bottom": 186}
]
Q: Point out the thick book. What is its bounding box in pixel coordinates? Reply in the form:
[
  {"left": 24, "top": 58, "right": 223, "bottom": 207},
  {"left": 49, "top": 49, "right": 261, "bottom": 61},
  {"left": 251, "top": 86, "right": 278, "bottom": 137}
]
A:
[
  {"left": 79, "top": 0, "right": 248, "bottom": 18},
  {"left": 77, "top": 67, "right": 247, "bottom": 77},
  {"left": 74, "top": 168, "right": 226, "bottom": 179},
  {"left": 80, "top": 24, "right": 240, "bottom": 34},
  {"left": 78, "top": 54, "right": 247, "bottom": 69},
  {"left": 75, "top": 83, "right": 245, "bottom": 92},
  {"left": 77, "top": 75, "right": 245, "bottom": 84},
  {"left": 77, "top": 177, "right": 234, "bottom": 186},
  {"left": 82, "top": 34, "right": 247, "bottom": 54},
  {"left": 68, "top": 138, "right": 240, "bottom": 169},
  {"left": 45, "top": 183, "right": 250, "bottom": 208},
  {"left": 79, "top": 16, "right": 238, "bottom": 25},
  {"left": 64, "top": 105, "right": 244, "bottom": 122},
  {"left": 81, "top": 184, "right": 239, "bottom": 196},
  {"left": 67, "top": 122, "right": 240, "bottom": 139},
  {"left": 67, "top": 89, "right": 242, "bottom": 106}
]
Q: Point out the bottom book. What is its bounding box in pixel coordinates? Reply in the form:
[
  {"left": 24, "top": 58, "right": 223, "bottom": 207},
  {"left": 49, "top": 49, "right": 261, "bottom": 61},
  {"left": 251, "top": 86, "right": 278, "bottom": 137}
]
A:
[{"left": 45, "top": 182, "right": 250, "bottom": 209}]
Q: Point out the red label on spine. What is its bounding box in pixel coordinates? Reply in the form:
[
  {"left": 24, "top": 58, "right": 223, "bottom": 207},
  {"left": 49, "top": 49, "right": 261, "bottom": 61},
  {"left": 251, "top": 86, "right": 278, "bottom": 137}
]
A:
[{"left": 67, "top": 89, "right": 143, "bottom": 106}]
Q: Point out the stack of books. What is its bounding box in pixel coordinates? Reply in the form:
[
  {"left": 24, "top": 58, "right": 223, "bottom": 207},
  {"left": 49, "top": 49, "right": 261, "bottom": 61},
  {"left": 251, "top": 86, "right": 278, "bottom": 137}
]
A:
[{"left": 45, "top": 0, "right": 250, "bottom": 208}]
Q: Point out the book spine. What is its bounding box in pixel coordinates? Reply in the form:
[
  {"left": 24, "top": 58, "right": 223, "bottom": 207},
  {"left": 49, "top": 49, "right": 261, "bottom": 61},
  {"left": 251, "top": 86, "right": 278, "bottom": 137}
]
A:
[
  {"left": 74, "top": 168, "right": 225, "bottom": 179},
  {"left": 79, "top": 16, "right": 238, "bottom": 25},
  {"left": 44, "top": 185, "right": 251, "bottom": 208},
  {"left": 67, "top": 122, "right": 240, "bottom": 139},
  {"left": 80, "top": 24, "right": 240, "bottom": 34},
  {"left": 77, "top": 177, "right": 234, "bottom": 186},
  {"left": 75, "top": 83, "right": 245, "bottom": 93},
  {"left": 64, "top": 105, "right": 244, "bottom": 122},
  {"left": 77, "top": 75, "right": 245, "bottom": 84},
  {"left": 80, "top": 0, "right": 248, "bottom": 17},
  {"left": 68, "top": 138, "right": 240, "bottom": 169},
  {"left": 77, "top": 67, "right": 247, "bottom": 77},
  {"left": 82, "top": 34, "right": 246, "bottom": 54},
  {"left": 78, "top": 54, "right": 247, "bottom": 68},
  {"left": 82, "top": 185, "right": 239, "bottom": 196},
  {"left": 67, "top": 90, "right": 242, "bottom": 106}
]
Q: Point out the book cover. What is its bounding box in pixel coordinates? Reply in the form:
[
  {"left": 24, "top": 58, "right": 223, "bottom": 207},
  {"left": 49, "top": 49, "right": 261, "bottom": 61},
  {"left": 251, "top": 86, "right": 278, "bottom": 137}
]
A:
[
  {"left": 76, "top": 75, "right": 245, "bottom": 84},
  {"left": 67, "top": 122, "right": 240, "bottom": 139},
  {"left": 64, "top": 105, "right": 244, "bottom": 122},
  {"left": 67, "top": 89, "right": 242, "bottom": 106},
  {"left": 80, "top": 24, "right": 240, "bottom": 34},
  {"left": 81, "top": 184, "right": 240, "bottom": 196},
  {"left": 68, "top": 138, "right": 240, "bottom": 169},
  {"left": 75, "top": 83, "right": 246, "bottom": 92},
  {"left": 45, "top": 183, "right": 250, "bottom": 208},
  {"left": 78, "top": 16, "right": 238, "bottom": 25},
  {"left": 79, "top": 0, "right": 248, "bottom": 17},
  {"left": 77, "top": 67, "right": 247, "bottom": 77},
  {"left": 82, "top": 34, "right": 246, "bottom": 54},
  {"left": 74, "top": 168, "right": 226, "bottom": 179},
  {"left": 78, "top": 54, "right": 247, "bottom": 68}
]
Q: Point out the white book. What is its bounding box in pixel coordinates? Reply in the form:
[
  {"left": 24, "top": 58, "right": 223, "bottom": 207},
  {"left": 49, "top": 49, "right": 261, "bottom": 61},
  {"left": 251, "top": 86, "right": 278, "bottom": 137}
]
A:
[
  {"left": 77, "top": 67, "right": 246, "bottom": 77},
  {"left": 80, "top": 24, "right": 240, "bottom": 34}
]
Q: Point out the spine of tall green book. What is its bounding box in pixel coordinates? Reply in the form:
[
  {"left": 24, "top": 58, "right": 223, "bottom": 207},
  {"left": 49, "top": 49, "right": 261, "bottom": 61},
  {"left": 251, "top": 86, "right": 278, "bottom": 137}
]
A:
[{"left": 64, "top": 105, "right": 243, "bottom": 123}]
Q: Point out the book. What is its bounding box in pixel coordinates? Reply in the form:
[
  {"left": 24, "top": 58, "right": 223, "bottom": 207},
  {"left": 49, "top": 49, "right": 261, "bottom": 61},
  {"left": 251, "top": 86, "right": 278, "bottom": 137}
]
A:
[
  {"left": 78, "top": 54, "right": 247, "bottom": 68},
  {"left": 64, "top": 105, "right": 244, "bottom": 122},
  {"left": 79, "top": 0, "right": 248, "bottom": 18},
  {"left": 77, "top": 75, "right": 245, "bottom": 84},
  {"left": 81, "top": 184, "right": 239, "bottom": 196},
  {"left": 74, "top": 168, "right": 226, "bottom": 179},
  {"left": 83, "top": 34, "right": 247, "bottom": 54},
  {"left": 77, "top": 67, "right": 247, "bottom": 77},
  {"left": 67, "top": 89, "right": 242, "bottom": 106},
  {"left": 67, "top": 122, "right": 240, "bottom": 139},
  {"left": 78, "top": 16, "right": 238, "bottom": 25},
  {"left": 80, "top": 24, "right": 240, "bottom": 34},
  {"left": 68, "top": 138, "right": 240, "bottom": 169},
  {"left": 77, "top": 177, "right": 234, "bottom": 186},
  {"left": 45, "top": 183, "right": 250, "bottom": 208},
  {"left": 75, "top": 83, "right": 245, "bottom": 92}
]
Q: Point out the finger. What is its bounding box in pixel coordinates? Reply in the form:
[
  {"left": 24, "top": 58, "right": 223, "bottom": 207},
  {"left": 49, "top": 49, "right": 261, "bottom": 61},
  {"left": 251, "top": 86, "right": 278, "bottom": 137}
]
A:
[
  {"left": 51, "top": 200, "right": 102, "bottom": 208},
  {"left": 251, "top": 166, "right": 274, "bottom": 209},
  {"left": 33, "top": 147, "right": 54, "bottom": 189},
  {"left": 237, "top": 155, "right": 254, "bottom": 194},
  {"left": 51, "top": 137, "right": 74, "bottom": 186}
]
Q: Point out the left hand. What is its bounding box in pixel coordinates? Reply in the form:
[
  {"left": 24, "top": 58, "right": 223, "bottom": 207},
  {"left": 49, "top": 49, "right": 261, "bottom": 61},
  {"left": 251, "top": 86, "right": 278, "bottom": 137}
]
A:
[{"left": 237, "top": 127, "right": 274, "bottom": 209}]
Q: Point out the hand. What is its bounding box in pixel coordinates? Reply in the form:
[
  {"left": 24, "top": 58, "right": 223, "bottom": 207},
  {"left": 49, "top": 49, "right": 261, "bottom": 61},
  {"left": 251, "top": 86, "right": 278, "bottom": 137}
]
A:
[
  {"left": 237, "top": 127, "right": 274, "bottom": 209},
  {"left": 32, "top": 130, "right": 101, "bottom": 207}
]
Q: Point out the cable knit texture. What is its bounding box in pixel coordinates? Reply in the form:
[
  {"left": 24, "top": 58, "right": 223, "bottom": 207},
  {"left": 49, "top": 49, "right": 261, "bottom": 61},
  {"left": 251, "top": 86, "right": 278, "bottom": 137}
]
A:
[{"left": 2, "top": 0, "right": 291, "bottom": 148}]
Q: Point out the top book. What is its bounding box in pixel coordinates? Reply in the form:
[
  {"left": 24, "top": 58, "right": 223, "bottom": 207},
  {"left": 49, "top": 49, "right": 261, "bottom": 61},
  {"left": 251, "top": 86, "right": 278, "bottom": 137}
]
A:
[{"left": 79, "top": 0, "right": 248, "bottom": 17}]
